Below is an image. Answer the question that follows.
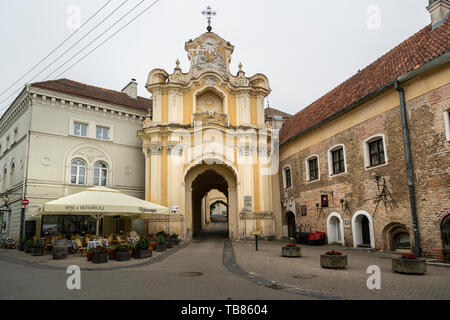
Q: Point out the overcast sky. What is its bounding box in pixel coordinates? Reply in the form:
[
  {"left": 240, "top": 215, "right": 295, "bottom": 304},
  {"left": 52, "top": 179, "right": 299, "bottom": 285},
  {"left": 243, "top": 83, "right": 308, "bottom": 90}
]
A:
[{"left": 0, "top": 0, "right": 432, "bottom": 116}]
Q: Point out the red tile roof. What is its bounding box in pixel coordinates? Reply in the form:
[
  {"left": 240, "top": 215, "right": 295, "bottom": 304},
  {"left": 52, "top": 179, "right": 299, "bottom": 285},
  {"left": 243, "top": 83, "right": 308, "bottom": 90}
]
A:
[
  {"left": 280, "top": 19, "right": 450, "bottom": 145},
  {"left": 31, "top": 78, "right": 152, "bottom": 112}
]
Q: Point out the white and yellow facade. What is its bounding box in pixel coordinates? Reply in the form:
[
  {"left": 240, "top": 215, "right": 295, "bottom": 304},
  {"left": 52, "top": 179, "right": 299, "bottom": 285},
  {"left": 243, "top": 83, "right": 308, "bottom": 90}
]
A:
[{"left": 139, "top": 32, "right": 282, "bottom": 240}]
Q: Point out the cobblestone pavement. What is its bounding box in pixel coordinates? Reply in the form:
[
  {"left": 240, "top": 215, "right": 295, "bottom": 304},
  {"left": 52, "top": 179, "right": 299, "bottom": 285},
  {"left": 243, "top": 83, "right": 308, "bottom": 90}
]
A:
[
  {"left": 232, "top": 240, "right": 450, "bottom": 300},
  {"left": 0, "top": 236, "right": 306, "bottom": 300}
]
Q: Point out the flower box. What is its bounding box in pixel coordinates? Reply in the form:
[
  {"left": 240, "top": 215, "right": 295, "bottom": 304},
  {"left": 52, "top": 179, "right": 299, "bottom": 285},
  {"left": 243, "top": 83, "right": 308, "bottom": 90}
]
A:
[
  {"left": 134, "top": 249, "right": 152, "bottom": 259},
  {"left": 115, "top": 251, "right": 130, "bottom": 261},
  {"left": 92, "top": 252, "right": 108, "bottom": 264},
  {"left": 282, "top": 245, "right": 302, "bottom": 258},
  {"left": 320, "top": 254, "right": 348, "bottom": 269},
  {"left": 392, "top": 256, "right": 426, "bottom": 275}
]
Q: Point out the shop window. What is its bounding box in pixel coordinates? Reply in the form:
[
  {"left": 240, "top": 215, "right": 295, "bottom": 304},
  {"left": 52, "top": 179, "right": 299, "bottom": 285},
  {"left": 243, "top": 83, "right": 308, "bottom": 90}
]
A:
[{"left": 394, "top": 232, "right": 411, "bottom": 250}]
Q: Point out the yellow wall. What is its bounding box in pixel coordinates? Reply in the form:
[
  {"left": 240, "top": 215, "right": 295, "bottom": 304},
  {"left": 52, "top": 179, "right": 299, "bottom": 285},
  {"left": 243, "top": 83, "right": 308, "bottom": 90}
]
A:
[{"left": 280, "top": 63, "right": 450, "bottom": 161}]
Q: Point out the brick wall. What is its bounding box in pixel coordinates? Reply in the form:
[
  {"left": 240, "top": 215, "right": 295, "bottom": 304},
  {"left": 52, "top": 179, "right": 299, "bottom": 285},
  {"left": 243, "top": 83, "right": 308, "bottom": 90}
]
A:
[{"left": 279, "top": 83, "right": 450, "bottom": 261}]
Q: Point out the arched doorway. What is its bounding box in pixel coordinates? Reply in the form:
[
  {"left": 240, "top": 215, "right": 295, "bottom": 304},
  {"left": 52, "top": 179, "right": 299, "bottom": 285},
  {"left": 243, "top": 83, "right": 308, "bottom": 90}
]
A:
[
  {"left": 352, "top": 211, "right": 375, "bottom": 248},
  {"left": 441, "top": 215, "right": 450, "bottom": 263},
  {"left": 184, "top": 162, "right": 238, "bottom": 240},
  {"left": 327, "top": 213, "right": 344, "bottom": 245},
  {"left": 286, "top": 212, "right": 296, "bottom": 239}
]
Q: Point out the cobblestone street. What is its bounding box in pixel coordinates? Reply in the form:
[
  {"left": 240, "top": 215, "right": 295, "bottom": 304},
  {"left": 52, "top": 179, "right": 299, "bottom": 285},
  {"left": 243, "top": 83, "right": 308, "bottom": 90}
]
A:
[{"left": 1, "top": 235, "right": 449, "bottom": 300}]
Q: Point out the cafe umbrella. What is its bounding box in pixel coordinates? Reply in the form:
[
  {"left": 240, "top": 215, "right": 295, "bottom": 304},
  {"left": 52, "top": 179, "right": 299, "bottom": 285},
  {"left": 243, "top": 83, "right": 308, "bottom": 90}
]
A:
[{"left": 36, "top": 186, "right": 169, "bottom": 236}]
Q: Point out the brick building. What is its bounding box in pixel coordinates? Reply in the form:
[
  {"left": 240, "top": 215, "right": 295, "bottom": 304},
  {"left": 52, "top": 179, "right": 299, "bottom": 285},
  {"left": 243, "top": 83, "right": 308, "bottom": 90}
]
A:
[{"left": 278, "top": 1, "right": 450, "bottom": 261}]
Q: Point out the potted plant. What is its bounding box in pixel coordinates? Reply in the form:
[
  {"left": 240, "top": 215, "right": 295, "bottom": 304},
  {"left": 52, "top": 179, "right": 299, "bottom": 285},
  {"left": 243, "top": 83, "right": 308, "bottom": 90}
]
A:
[
  {"left": 155, "top": 235, "right": 166, "bottom": 252},
  {"left": 170, "top": 234, "right": 180, "bottom": 246},
  {"left": 25, "top": 239, "right": 34, "bottom": 253},
  {"left": 115, "top": 244, "right": 131, "bottom": 261},
  {"left": 107, "top": 245, "right": 116, "bottom": 260},
  {"left": 282, "top": 242, "right": 302, "bottom": 258},
  {"left": 134, "top": 238, "right": 152, "bottom": 259},
  {"left": 92, "top": 246, "right": 108, "bottom": 264},
  {"left": 320, "top": 250, "right": 348, "bottom": 269},
  {"left": 392, "top": 253, "right": 426, "bottom": 275},
  {"left": 87, "top": 247, "right": 94, "bottom": 261},
  {"left": 31, "top": 241, "right": 44, "bottom": 256},
  {"left": 148, "top": 237, "right": 158, "bottom": 250}
]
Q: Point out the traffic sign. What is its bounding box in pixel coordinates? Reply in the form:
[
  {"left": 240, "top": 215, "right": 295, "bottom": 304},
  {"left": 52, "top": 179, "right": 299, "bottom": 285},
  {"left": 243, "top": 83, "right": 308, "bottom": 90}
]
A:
[{"left": 22, "top": 199, "right": 29, "bottom": 206}]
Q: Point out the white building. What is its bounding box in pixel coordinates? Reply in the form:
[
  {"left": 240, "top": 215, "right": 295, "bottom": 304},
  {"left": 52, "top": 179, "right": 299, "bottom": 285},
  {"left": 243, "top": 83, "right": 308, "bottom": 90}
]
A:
[{"left": 0, "top": 78, "right": 150, "bottom": 239}]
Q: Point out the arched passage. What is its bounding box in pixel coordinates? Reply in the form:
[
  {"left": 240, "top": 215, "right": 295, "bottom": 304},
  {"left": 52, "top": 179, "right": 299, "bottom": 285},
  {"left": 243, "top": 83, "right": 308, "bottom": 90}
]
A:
[
  {"left": 352, "top": 210, "right": 375, "bottom": 248},
  {"left": 327, "top": 212, "right": 344, "bottom": 245},
  {"left": 184, "top": 162, "right": 237, "bottom": 240},
  {"left": 382, "top": 222, "right": 411, "bottom": 252}
]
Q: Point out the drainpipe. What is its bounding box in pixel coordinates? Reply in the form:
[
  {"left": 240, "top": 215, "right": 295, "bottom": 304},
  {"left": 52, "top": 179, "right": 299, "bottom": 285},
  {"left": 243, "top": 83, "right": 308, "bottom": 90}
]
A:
[{"left": 394, "top": 81, "right": 422, "bottom": 257}]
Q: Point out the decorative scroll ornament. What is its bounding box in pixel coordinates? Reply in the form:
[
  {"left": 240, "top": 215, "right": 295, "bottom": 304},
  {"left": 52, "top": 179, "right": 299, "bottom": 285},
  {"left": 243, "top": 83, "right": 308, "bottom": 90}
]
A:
[
  {"left": 148, "top": 145, "right": 163, "bottom": 155},
  {"left": 238, "top": 145, "right": 255, "bottom": 156},
  {"left": 142, "top": 117, "right": 152, "bottom": 129},
  {"left": 167, "top": 145, "right": 184, "bottom": 156}
]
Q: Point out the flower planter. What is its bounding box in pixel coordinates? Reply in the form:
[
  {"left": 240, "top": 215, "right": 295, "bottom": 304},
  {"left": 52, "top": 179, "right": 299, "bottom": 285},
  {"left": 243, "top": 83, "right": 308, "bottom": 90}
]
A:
[
  {"left": 392, "top": 257, "right": 426, "bottom": 275},
  {"left": 25, "top": 246, "right": 32, "bottom": 253},
  {"left": 18, "top": 244, "right": 25, "bottom": 251},
  {"left": 31, "top": 248, "right": 44, "bottom": 256},
  {"left": 92, "top": 252, "right": 108, "bottom": 264},
  {"left": 115, "top": 251, "right": 131, "bottom": 261},
  {"left": 282, "top": 246, "right": 302, "bottom": 258},
  {"left": 149, "top": 241, "right": 157, "bottom": 250},
  {"left": 87, "top": 251, "right": 93, "bottom": 261},
  {"left": 134, "top": 249, "right": 152, "bottom": 259},
  {"left": 320, "top": 254, "right": 348, "bottom": 269},
  {"left": 155, "top": 244, "right": 166, "bottom": 252}
]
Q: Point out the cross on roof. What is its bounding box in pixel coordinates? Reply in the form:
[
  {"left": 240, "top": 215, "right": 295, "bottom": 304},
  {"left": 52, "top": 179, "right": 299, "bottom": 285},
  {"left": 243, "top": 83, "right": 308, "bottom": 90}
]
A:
[{"left": 202, "top": 6, "right": 216, "bottom": 32}]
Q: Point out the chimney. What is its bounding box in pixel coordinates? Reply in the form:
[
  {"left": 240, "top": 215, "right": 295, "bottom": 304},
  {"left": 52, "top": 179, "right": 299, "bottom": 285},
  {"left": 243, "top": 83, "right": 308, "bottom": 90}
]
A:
[
  {"left": 121, "top": 78, "right": 138, "bottom": 99},
  {"left": 427, "top": 0, "right": 450, "bottom": 28}
]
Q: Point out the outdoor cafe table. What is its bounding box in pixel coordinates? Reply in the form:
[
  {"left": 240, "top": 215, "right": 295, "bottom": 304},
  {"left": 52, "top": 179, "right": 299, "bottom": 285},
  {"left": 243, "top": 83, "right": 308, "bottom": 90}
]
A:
[{"left": 87, "top": 240, "right": 102, "bottom": 251}]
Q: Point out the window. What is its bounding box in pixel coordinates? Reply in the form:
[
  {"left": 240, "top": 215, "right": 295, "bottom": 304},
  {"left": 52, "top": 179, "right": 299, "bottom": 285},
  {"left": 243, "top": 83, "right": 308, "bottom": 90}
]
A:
[
  {"left": 2, "top": 168, "right": 6, "bottom": 192},
  {"left": 70, "top": 159, "right": 86, "bottom": 185},
  {"left": 9, "top": 163, "right": 15, "bottom": 188},
  {"left": 283, "top": 166, "right": 292, "bottom": 189},
  {"left": 331, "top": 148, "right": 345, "bottom": 175},
  {"left": 74, "top": 122, "right": 88, "bottom": 137},
  {"left": 444, "top": 110, "right": 450, "bottom": 142},
  {"left": 96, "top": 126, "right": 110, "bottom": 140},
  {"left": 369, "top": 138, "right": 385, "bottom": 167},
  {"left": 306, "top": 156, "right": 320, "bottom": 182},
  {"left": 94, "top": 162, "right": 108, "bottom": 186}
]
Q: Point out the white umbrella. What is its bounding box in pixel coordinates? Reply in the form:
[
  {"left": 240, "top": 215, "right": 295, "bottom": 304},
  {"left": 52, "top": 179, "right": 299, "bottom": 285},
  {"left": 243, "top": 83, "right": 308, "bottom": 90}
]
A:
[{"left": 37, "top": 186, "right": 169, "bottom": 236}]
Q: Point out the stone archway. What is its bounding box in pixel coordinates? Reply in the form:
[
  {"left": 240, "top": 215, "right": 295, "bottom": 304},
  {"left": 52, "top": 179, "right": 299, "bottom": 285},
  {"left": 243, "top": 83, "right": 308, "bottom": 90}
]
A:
[
  {"left": 352, "top": 210, "right": 375, "bottom": 248},
  {"left": 382, "top": 222, "right": 411, "bottom": 252},
  {"left": 184, "top": 162, "right": 238, "bottom": 240}
]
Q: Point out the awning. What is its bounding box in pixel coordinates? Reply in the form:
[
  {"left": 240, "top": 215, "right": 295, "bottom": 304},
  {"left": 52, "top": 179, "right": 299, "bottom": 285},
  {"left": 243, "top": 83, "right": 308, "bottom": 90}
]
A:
[{"left": 36, "top": 186, "right": 169, "bottom": 235}]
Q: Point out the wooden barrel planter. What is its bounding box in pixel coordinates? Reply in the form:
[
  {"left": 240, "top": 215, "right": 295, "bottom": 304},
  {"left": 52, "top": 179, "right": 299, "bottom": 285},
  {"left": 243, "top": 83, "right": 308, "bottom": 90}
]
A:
[
  {"left": 282, "top": 245, "right": 302, "bottom": 258},
  {"left": 392, "top": 257, "right": 426, "bottom": 275},
  {"left": 134, "top": 249, "right": 152, "bottom": 259},
  {"left": 52, "top": 239, "right": 68, "bottom": 260},
  {"left": 155, "top": 244, "right": 166, "bottom": 252},
  {"left": 92, "top": 252, "right": 108, "bottom": 264},
  {"left": 320, "top": 254, "right": 348, "bottom": 269}
]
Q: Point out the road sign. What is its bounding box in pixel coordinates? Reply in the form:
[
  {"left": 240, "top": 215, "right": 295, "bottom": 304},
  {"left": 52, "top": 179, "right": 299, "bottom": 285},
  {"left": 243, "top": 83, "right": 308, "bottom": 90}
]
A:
[{"left": 22, "top": 199, "right": 29, "bottom": 206}]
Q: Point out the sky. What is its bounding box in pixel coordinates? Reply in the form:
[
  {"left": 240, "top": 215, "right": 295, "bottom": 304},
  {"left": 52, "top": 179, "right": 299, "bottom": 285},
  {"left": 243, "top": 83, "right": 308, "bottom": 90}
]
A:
[{"left": 0, "top": 0, "right": 432, "bottom": 116}]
